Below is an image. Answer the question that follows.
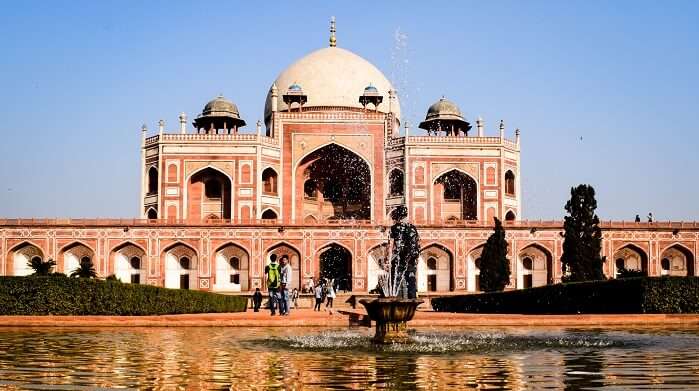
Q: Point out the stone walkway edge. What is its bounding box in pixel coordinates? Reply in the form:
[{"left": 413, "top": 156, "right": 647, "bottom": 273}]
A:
[{"left": 1, "top": 310, "right": 698, "bottom": 327}]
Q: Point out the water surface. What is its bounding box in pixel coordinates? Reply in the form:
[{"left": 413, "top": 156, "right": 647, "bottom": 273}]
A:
[{"left": 0, "top": 326, "right": 698, "bottom": 390}]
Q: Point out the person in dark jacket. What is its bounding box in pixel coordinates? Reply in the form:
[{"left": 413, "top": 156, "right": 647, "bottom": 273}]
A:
[{"left": 252, "top": 288, "right": 263, "bottom": 312}]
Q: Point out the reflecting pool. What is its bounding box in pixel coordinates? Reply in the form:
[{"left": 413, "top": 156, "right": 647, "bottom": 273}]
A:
[{"left": 0, "top": 326, "right": 698, "bottom": 389}]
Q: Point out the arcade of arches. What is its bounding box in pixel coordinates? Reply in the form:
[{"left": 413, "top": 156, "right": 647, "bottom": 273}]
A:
[{"left": 3, "top": 233, "right": 698, "bottom": 293}]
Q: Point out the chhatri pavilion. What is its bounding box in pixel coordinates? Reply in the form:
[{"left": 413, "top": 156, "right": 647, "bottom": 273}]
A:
[{"left": 2, "top": 19, "right": 697, "bottom": 293}]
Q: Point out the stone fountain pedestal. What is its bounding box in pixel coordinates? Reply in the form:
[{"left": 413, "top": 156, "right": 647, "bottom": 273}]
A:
[{"left": 359, "top": 298, "right": 424, "bottom": 344}]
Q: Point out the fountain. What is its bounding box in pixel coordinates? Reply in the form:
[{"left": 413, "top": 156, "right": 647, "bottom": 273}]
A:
[{"left": 360, "top": 205, "right": 423, "bottom": 343}]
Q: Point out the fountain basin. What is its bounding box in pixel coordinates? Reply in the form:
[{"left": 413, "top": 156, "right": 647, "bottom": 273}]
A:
[{"left": 359, "top": 298, "right": 424, "bottom": 344}]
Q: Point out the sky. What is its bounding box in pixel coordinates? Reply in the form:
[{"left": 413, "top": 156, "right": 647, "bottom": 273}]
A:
[{"left": 0, "top": 1, "right": 697, "bottom": 221}]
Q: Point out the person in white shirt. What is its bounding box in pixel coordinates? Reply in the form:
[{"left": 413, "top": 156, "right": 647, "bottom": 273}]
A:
[{"left": 279, "top": 256, "right": 293, "bottom": 315}]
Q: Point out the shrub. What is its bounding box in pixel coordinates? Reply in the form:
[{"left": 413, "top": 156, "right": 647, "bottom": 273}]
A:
[
  {"left": 0, "top": 277, "right": 248, "bottom": 315},
  {"left": 431, "top": 277, "right": 699, "bottom": 314}
]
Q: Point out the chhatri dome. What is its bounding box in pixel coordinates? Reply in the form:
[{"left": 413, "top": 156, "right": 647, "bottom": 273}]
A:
[{"left": 264, "top": 18, "right": 400, "bottom": 126}]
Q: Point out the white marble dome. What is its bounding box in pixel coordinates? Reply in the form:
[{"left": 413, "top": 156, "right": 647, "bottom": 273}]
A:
[{"left": 264, "top": 47, "right": 400, "bottom": 124}]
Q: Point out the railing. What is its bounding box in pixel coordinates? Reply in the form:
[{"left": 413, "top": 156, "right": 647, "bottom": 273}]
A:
[
  {"left": 406, "top": 135, "right": 517, "bottom": 147},
  {"left": 143, "top": 133, "right": 279, "bottom": 146},
  {"left": 0, "top": 218, "right": 697, "bottom": 230}
]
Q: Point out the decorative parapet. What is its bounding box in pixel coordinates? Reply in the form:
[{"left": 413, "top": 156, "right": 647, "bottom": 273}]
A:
[
  {"left": 406, "top": 135, "right": 518, "bottom": 149},
  {"left": 144, "top": 133, "right": 278, "bottom": 147},
  {"left": 277, "top": 107, "right": 387, "bottom": 122},
  {"left": 0, "top": 218, "right": 696, "bottom": 231}
]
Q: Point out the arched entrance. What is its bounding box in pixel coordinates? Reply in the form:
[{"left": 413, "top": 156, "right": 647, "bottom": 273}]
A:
[
  {"left": 418, "top": 244, "right": 453, "bottom": 292},
  {"left": 214, "top": 243, "right": 249, "bottom": 292},
  {"left": 111, "top": 242, "right": 146, "bottom": 284},
  {"left": 518, "top": 244, "right": 553, "bottom": 288},
  {"left": 467, "top": 244, "right": 485, "bottom": 292},
  {"left": 265, "top": 243, "right": 301, "bottom": 291},
  {"left": 613, "top": 244, "right": 648, "bottom": 277},
  {"left": 9, "top": 242, "right": 44, "bottom": 276},
  {"left": 660, "top": 245, "right": 695, "bottom": 276},
  {"left": 297, "top": 144, "right": 371, "bottom": 221},
  {"left": 163, "top": 243, "right": 198, "bottom": 289},
  {"left": 319, "top": 244, "right": 352, "bottom": 292},
  {"left": 434, "top": 170, "right": 478, "bottom": 221},
  {"left": 187, "top": 167, "right": 232, "bottom": 220},
  {"left": 59, "top": 243, "right": 95, "bottom": 275}
]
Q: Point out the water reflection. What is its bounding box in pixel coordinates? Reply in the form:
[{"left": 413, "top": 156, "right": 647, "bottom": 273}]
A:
[{"left": 0, "top": 327, "right": 697, "bottom": 390}]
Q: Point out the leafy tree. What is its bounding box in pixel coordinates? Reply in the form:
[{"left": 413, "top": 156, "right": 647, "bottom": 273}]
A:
[
  {"left": 27, "top": 257, "right": 56, "bottom": 276},
  {"left": 70, "top": 258, "right": 98, "bottom": 279},
  {"left": 561, "top": 184, "right": 606, "bottom": 282},
  {"left": 479, "top": 217, "right": 511, "bottom": 292}
]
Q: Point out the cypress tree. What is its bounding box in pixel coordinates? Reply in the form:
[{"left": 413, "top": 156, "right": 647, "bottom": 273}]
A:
[
  {"left": 561, "top": 184, "right": 606, "bottom": 282},
  {"left": 479, "top": 217, "right": 511, "bottom": 292}
]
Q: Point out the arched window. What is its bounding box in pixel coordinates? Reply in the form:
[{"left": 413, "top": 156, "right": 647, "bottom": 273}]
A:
[
  {"left": 522, "top": 257, "right": 533, "bottom": 271},
  {"left": 475, "top": 257, "right": 481, "bottom": 270},
  {"left": 30, "top": 256, "right": 41, "bottom": 265},
  {"left": 505, "top": 211, "right": 516, "bottom": 221},
  {"left": 389, "top": 169, "right": 404, "bottom": 197},
  {"left": 205, "top": 179, "right": 222, "bottom": 199},
  {"left": 129, "top": 257, "right": 141, "bottom": 270},
  {"left": 262, "top": 168, "right": 278, "bottom": 195},
  {"left": 179, "top": 256, "right": 191, "bottom": 270},
  {"left": 304, "top": 179, "right": 318, "bottom": 199},
  {"left": 80, "top": 256, "right": 90, "bottom": 264},
  {"left": 661, "top": 258, "right": 670, "bottom": 271},
  {"left": 427, "top": 257, "right": 437, "bottom": 270},
  {"left": 505, "top": 170, "right": 515, "bottom": 196},
  {"left": 148, "top": 167, "right": 158, "bottom": 194},
  {"left": 261, "top": 209, "right": 278, "bottom": 220},
  {"left": 147, "top": 208, "right": 157, "bottom": 219}
]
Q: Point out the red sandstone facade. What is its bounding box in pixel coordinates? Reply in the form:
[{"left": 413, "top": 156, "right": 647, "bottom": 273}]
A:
[{"left": 2, "top": 29, "right": 697, "bottom": 293}]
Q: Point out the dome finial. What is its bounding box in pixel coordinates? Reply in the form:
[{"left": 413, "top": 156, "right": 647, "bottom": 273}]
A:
[{"left": 329, "top": 16, "right": 337, "bottom": 47}]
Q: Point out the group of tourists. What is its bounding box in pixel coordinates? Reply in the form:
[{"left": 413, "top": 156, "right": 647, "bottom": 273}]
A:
[
  {"left": 250, "top": 255, "right": 339, "bottom": 315},
  {"left": 251, "top": 254, "right": 294, "bottom": 315}
]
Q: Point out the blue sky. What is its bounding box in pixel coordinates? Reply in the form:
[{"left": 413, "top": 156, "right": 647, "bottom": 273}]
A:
[{"left": 0, "top": 1, "right": 697, "bottom": 220}]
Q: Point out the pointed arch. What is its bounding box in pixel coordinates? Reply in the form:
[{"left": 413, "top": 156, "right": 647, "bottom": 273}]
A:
[
  {"left": 261, "top": 167, "right": 279, "bottom": 195},
  {"left": 613, "top": 243, "right": 648, "bottom": 276},
  {"left": 58, "top": 241, "right": 95, "bottom": 275},
  {"left": 660, "top": 243, "right": 695, "bottom": 276},
  {"left": 261, "top": 208, "right": 278, "bottom": 220},
  {"left": 518, "top": 243, "right": 554, "bottom": 288},
  {"left": 7, "top": 241, "right": 46, "bottom": 276},
  {"left": 147, "top": 166, "right": 158, "bottom": 194},
  {"left": 317, "top": 242, "right": 353, "bottom": 292},
  {"left": 265, "top": 241, "right": 302, "bottom": 290},
  {"left": 162, "top": 241, "right": 198, "bottom": 289},
  {"left": 419, "top": 243, "right": 454, "bottom": 292},
  {"left": 467, "top": 243, "right": 487, "bottom": 292},
  {"left": 433, "top": 168, "right": 479, "bottom": 221},
  {"left": 110, "top": 241, "right": 146, "bottom": 283},
  {"left": 146, "top": 208, "right": 157, "bottom": 219},
  {"left": 213, "top": 242, "right": 250, "bottom": 291},
  {"left": 294, "top": 142, "right": 374, "bottom": 222},
  {"left": 183, "top": 165, "right": 233, "bottom": 220},
  {"left": 388, "top": 168, "right": 405, "bottom": 197}
]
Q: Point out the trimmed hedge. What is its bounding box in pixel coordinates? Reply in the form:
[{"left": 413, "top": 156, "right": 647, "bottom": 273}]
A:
[
  {"left": 0, "top": 276, "right": 248, "bottom": 315},
  {"left": 431, "top": 277, "right": 699, "bottom": 314}
]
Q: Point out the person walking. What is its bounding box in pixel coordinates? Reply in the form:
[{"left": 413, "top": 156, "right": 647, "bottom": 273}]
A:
[
  {"left": 635, "top": 214, "right": 641, "bottom": 223},
  {"left": 647, "top": 212, "right": 654, "bottom": 223},
  {"left": 325, "top": 281, "right": 336, "bottom": 310},
  {"left": 314, "top": 282, "right": 323, "bottom": 311},
  {"left": 252, "top": 287, "right": 263, "bottom": 312},
  {"left": 279, "top": 255, "right": 292, "bottom": 316},
  {"left": 265, "top": 255, "right": 281, "bottom": 316}
]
